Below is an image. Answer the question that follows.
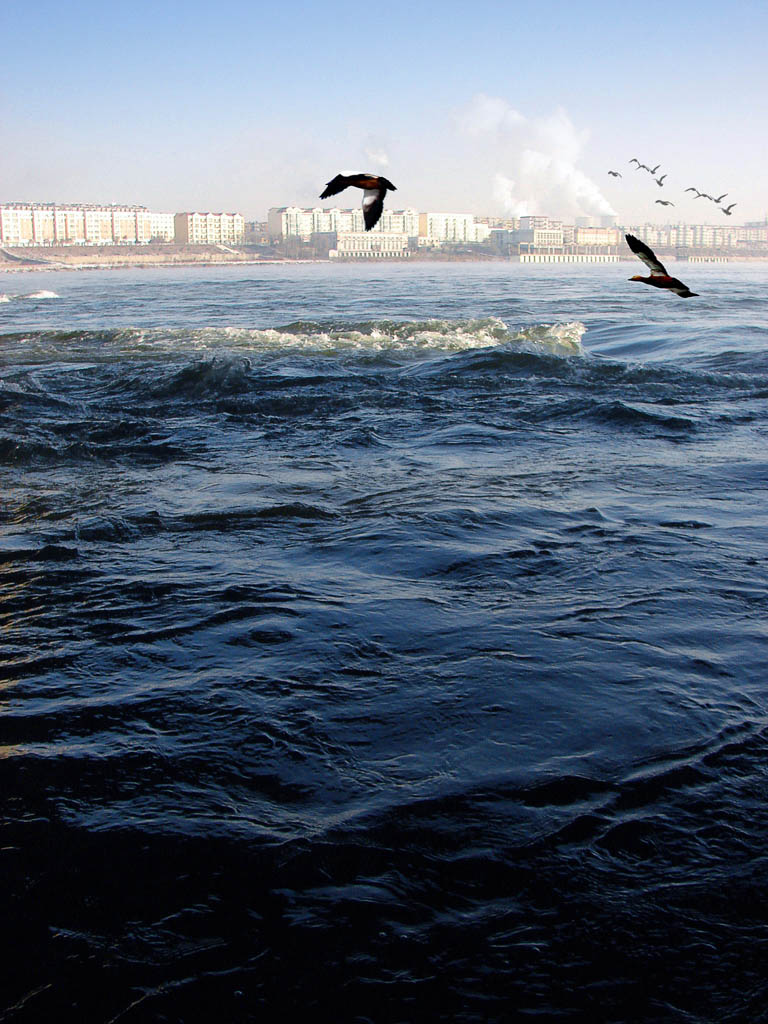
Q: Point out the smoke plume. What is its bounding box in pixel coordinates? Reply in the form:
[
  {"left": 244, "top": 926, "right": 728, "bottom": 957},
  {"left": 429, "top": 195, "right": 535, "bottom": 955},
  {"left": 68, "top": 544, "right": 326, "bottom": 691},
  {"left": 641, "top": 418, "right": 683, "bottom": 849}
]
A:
[{"left": 457, "top": 94, "right": 616, "bottom": 219}]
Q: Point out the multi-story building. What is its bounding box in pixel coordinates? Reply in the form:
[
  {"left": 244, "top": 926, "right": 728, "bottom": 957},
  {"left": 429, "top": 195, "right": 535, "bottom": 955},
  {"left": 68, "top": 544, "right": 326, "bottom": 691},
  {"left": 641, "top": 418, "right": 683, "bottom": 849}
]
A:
[
  {"left": 0, "top": 203, "right": 176, "bottom": 245},
  {"left": 268, "top": 207, "right": 419, "bottom": 241},
  {"left": 173, "top": 212, "right": 245, "bottom": 245},
  {"left": 573, "top": 226, "right": 620, "bottom": 247},
  {"left": 418, "top": 212, "right": 490, "bottom": 245},
  {"left": 331, "top": 232, "right": 410, "bottom": 258}
]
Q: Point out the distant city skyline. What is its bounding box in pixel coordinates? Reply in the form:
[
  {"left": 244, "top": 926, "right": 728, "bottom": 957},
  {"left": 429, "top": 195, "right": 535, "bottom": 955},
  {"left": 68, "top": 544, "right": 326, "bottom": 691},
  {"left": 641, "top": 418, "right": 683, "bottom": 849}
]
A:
[{"left": 3, "top": 0, "right": 766, "bottom": 224}]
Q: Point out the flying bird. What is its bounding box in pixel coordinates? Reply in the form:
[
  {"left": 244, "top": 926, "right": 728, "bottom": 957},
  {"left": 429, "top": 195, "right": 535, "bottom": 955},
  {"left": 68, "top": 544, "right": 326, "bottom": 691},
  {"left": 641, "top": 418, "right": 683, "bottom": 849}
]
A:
[
  {"left": 696, "top": 193, "right": 713, "bottom": 201},
  {"left": 685, "top": 187, "right": 704, "bottom": 196},
  {"left": 319, "top": 173, "right": 397, "bottom": 230},
  {"left": 608, "top": 170, "right": 622, "bottom": 177},
  {"left": 722, "top": 203, "right": 737, "bottom": 216},
  {"left": 713, "top": 193, "right": 728, "bottom": 204},
  {"left": 629, "top": 158, "right": 642, "bottom": 166},
  {"left": 654, "top": 174, "right": 667, "bottom": 187},
  {"left": 655, "top": 199, "right": 675, "bottom": 206},
  {"left": 648, "top": 164, "right": 661, "bottom": 175},
  {"left": 625, "top": 234, "right": 698, "bottom": 298}
]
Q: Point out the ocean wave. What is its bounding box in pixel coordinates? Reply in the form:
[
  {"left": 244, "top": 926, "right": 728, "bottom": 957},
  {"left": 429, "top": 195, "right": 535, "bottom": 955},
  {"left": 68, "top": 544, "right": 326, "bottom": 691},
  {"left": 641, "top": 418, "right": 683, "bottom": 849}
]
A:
[
  {"left": 0, "top": 289, "right": 60, "bottom": 303},
  {"left": 0, "top": 318, "right": 586, "bottom": 363}
]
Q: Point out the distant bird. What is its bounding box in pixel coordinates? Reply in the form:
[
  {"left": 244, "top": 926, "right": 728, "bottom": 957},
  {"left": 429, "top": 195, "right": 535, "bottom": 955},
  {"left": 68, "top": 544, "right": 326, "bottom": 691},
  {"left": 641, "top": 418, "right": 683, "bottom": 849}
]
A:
[
  {"left": 625, "top": 234, "right": 698, "bottom": 298},
  {"left": 629, "top": 158, "right": 642, "bottom": 166},
  {"left": 722, "top": 203, "right": 737, "bottom": 216},
  {"left": 654, "top": 174, "right": 667, "bottom": 187},
  {"left": 648, "top": 164, "right": 661, "bottom": 175},
  {"left": 655, "top": 199, "right": 675, "bottom": 206},
  {"left": 713, "top": 193, "right": 728, "bottom": 204},
  {"left": 608, "top": 170, "right": 622, "bottom": 177},
  {"left": 685, "top": 187, "right": 706, "bottom": 197},
  {"left": 319, "top": 173, "right": 397, "bottom": 230},
  {"left": 697, "top": 193, "right": 713, "bottom": 201}
]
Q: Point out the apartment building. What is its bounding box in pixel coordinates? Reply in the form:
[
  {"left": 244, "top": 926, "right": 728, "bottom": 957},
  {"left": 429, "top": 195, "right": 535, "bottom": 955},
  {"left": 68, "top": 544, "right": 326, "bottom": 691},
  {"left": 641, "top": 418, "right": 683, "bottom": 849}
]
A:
[
  {"left": 0, "top": 203, "right": 176, "bottom": 245},
  {"left": 268, "top": 207, "right": 420, "bottom": 241},
  {"left": 418, "top": 212, "right": 490, "bottom": 245},
  {"left": 173, "top": 212, "right": 245, "bottom": 245}
]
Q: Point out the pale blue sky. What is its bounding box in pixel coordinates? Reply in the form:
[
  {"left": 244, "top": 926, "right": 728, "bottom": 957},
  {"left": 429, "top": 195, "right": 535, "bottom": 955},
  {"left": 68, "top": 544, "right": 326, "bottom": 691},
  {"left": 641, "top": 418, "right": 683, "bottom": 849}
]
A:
[{"left": 3, "top": 0, "right": 766, "bottom": 222}]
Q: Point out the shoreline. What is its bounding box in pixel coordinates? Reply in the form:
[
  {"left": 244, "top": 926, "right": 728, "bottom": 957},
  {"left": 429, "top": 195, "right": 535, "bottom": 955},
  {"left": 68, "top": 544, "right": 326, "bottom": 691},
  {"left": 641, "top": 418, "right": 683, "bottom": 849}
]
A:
[{"left": 2, "top": 246, "right": 767, "bottom": 274}]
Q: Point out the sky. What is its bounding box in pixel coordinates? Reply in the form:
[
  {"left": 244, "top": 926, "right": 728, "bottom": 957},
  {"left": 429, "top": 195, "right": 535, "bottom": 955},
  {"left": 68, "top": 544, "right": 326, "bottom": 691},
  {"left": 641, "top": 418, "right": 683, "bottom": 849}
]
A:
[{"left": 2, "top": 0, "right": 767, "bottom": 224}]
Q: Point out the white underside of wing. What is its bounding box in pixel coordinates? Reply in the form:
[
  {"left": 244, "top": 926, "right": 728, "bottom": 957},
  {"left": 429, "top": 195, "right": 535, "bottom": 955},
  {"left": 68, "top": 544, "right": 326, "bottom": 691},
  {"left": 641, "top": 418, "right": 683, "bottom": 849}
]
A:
[{"left": 362, "top": 190, "right": 381, "bottom": 211}]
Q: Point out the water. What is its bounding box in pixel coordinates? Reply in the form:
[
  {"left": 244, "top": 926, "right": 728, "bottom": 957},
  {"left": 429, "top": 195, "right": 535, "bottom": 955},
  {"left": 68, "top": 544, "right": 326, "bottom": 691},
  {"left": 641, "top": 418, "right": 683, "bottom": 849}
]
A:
[{"left": 2, "top": 260, "right": 768, "bottom": 1022}]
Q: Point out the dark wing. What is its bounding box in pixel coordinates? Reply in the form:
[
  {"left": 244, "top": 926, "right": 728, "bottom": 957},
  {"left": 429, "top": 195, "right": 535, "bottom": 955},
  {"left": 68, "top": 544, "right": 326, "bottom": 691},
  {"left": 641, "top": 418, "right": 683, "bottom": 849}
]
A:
[
  {"left": 362, "top": 189, "right": 385, "bottom": 230},
  {"left": 320, "top": 174, "right": 350, "bottom": 199},
  {"left": 625, "top": 233, "right": 668, "bottom": 276}
]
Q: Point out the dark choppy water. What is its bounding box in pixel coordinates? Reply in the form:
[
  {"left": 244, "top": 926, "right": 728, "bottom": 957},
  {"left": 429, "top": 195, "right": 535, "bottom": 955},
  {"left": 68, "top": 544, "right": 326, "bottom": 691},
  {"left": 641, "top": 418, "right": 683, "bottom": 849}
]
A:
[{"left": 2, "top": 261, "right": 768, "bottom": 1022}]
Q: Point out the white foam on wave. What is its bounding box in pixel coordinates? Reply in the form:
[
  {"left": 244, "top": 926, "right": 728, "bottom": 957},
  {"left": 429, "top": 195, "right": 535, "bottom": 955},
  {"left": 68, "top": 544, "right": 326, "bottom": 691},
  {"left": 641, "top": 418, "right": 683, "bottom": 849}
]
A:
[
  {"left": 1, "top": 319, "right": 586, "bottom": 364},
  {"left": 155, "top": 318, "right": 586, "bottom": 358},
  {"left": 0, "top": 290, "right": 60, "bottom": 303}
]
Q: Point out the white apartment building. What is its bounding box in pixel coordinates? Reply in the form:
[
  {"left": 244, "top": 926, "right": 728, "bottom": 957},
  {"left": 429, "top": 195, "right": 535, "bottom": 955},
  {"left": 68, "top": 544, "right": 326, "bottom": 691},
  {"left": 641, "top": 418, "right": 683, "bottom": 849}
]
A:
[
  {"left": 269, "top": 206, "right": 493, "bottom": 247},
  {"left": 626, "top": 223, "right": 748, "bottom": 249},
  {"left": 418, "top": 212, "right": 490, "bottom": 245},
  {"left": 0, "top": 203, "right": 176, "bottom": 245},
  {"left": 517, "top": 226, "right": 565, "bottom": 248},
  {"left": 174, "top": 212, "right": 245, "bottom": 245},
  {"left": 268, "top": 207, "right": 420, "bottom": 241},
  {"left": 573, "top": 226, "right": 620, "bottom": 247}
]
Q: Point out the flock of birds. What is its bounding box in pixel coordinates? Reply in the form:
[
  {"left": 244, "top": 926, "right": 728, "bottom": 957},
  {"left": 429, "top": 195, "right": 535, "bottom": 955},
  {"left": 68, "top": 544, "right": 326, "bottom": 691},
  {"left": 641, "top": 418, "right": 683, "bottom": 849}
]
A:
[
  {"left": 320, "top": 169, "right": 704, "bottom": 299},
  {"left": 608, "top": 159, "right": 737, "bottom": 216}
]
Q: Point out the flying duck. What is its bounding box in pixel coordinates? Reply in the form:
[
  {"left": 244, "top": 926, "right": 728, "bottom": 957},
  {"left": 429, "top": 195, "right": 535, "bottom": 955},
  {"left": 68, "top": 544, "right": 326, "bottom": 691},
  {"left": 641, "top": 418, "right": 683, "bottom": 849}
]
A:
[
  {"left": 654, "top": 174, "right": 667, "bottom": 187},
  {"left": 608, "top": 170, "right": 622, "bottom": 177},
  {"left": 319, "top": 173, "right": 397, "bottom": 230},
  {"left": 625, "top": 234, "right": 698, "bottom": 298},
  {"left": 685, "top": 187, "right": 704, "bottom": 196},
  {"left": 655, "top": 199, "right": 675, "bottom": 206},
  {"left": 648, "top": 164, "right": 661, "bottom": 175},
  {"left": 713, "top": 193, "right": 728, "bottom": 204},
  {"left": 722, "top": 203, "right": 737, "bottom": 216}
]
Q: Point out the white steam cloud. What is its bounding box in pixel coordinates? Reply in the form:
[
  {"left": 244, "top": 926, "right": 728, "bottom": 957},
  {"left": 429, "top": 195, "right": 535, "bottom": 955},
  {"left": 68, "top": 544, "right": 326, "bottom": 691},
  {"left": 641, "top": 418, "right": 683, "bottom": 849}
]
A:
[
  {"left": 363, "top": 145, "right": 390, "bottom": 168},
  {"left": 457, "top": 94, "right": 616, "bottom": 219}
]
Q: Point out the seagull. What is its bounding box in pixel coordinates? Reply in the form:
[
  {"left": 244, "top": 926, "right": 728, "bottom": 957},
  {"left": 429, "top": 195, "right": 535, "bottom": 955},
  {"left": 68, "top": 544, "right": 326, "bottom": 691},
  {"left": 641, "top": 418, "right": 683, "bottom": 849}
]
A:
[
  {"left": 655, "top": 199, "right": 675, "bottom": 206},
  {"left": 655, "top": 174, "right": 667, "bottom": 187},
  {"left": 685, "top": 187, "right": 704, "bottom": 196},
  {"left": 319, "top": 173, "right": 397, "bottom": 230},
  {"left": 629, "top": 158, "right": 642, "bottom": 166},
  {"left": 722, "top": 203, "right": 737, "bottom": 216},
  {"left": 625, "top": 234, "right": 698, "bottom": 298},
  {"left": 608, "top": 170, "right": 622, "bottom": 177},
  {"left": 713, "top": 193, "right": 728, "bottom": 204},
  {"left": 648, "top": 164, "right": 661, "bottom": 175}
]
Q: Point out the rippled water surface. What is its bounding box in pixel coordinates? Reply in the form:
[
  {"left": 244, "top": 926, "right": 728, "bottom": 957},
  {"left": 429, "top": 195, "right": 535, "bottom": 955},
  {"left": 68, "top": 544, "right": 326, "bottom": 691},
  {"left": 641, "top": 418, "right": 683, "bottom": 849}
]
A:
[{"left": 2, "top": 261, "right": 768, "bottom": 1022}]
